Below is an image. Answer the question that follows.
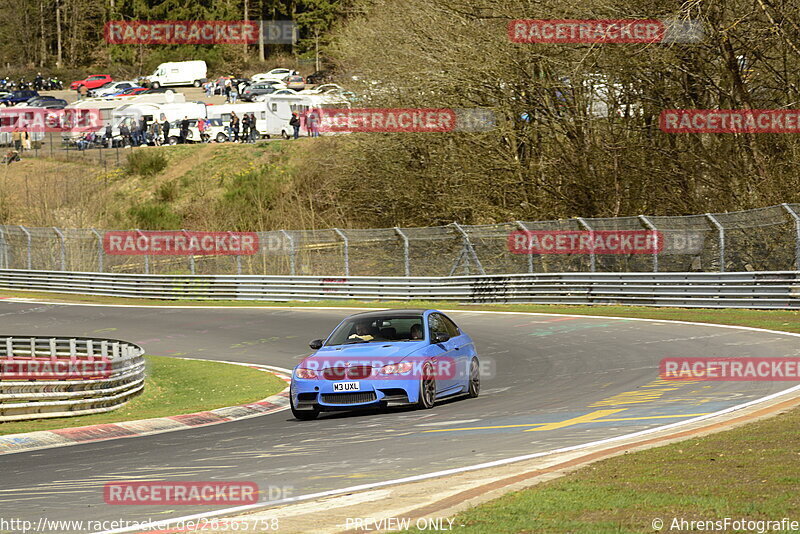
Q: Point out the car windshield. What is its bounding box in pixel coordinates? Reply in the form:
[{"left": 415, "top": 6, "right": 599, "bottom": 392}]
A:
[{"left": 325, "top": 315, "right": 425, "bottom": 346}]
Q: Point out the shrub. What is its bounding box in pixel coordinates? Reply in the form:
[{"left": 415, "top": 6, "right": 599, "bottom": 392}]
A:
[{"left": 125, "top": 151, "right": 167, "bottom": 178}]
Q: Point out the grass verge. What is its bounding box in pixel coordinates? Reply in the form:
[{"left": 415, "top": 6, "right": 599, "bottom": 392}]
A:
[
  {"left": 416, "top": 404, "right": 800, "bottom": 533},
  {"left": 0, "top": 355, "right": 286, "bottom": 436}
]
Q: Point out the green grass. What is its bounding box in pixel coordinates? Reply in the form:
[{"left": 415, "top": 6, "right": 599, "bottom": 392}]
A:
[
  {"left": 0, "top": 354, "right": 286, "bottom": 436},
  {"left": 415, "top": 405, "right": 800, "bottom": 533}
]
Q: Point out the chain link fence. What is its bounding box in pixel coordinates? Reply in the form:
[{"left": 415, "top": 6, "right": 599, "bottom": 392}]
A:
[{"left": 0, "top": 204, "right": 797, "bottom": 276}]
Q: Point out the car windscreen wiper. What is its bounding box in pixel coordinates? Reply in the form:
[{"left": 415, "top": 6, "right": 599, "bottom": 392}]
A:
[{"left": 342, "top": 340, "right": 374, "bottom": 345}]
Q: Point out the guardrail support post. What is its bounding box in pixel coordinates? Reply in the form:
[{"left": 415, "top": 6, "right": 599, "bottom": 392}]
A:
[
  {"left": 705, "top": 213, "right": 726, "bottom": 272},
  {"left": 576, "top": 218, "right": 596, "bottom": 272},
  {"left": 515, "top": 221, "right": 534, "bottom": 273},
  {"left": 135, "top": 229, "right": 149, "bottom": 274},
  {"left": 394, "top": 227, "right": 410, "bottom": 276},
  {"left": 0, "top": 227, "right": 7, "bottom": 269},
  {"left": 182, "top": 230, "right": 195, "bottom": 275},
  {"left": 783, "top": 204, "right": 800, "bottom": 271},
  {"left": 18, "top": 225, "right": 31, "bottom": 270},
  {"left": 280, "top": 230, "right": 296, "bottom": 276},
  {"left": 53, "top": 227, "right": 66, "bottom": 271},
  {"left": 638, "top": 215, "right": 659, "bottom": 272},
  {"left": 90, "top": 228, "right": 104, "bottom": 272},
  {"left": 452, "top": 223, "right": 486, "bottom": 275},
  {"left": 333, "top": 228, "right": 350, "bottom": 277}
]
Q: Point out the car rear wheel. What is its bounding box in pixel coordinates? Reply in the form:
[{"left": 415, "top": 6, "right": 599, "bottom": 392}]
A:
[
  {"left": 468, "top": 358, "right": 480, "bottom": 398},
  {"left": 151, "top": 82, "right": 160, "bottom": 89},
  {"left": 291, "top": 396, "right": 319, "bottom": 420},
  {"left": 193, "top": 80, "right": 202, "bottom": 87},
  {"left": 416, "top": 362, "right": 436, "bottom": 409},
  {"left": 216, "top": 132, "right": 228, "bottom": 143}
]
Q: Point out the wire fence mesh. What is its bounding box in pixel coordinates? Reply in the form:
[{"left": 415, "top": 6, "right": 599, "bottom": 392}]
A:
[{"left": 0, "top": 204, "right": 798, "bottom": 276}]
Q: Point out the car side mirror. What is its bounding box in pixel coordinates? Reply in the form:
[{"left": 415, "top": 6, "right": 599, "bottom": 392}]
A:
[
  {"left": 309, "top": 339, "right": 323, "bottom": 350},
  {"left": 432, "top": 332, "right": 450, "bottom": 344}
]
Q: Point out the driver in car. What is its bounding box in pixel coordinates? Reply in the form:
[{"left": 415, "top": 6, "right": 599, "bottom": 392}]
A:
[{"left": 348, "top": 322, "right": 374, "bottom": 341}]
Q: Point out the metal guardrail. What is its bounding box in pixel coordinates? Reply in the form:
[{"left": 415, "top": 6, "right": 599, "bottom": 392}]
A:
[
  {"left": 0, "top": 204, "right": 798, "bottom": 276},
  {"left": 0, "top": 269, "right": 796, "bottom": 309},
  {"left": 0, "top": 336, "right": 145, "bottom": 422}
]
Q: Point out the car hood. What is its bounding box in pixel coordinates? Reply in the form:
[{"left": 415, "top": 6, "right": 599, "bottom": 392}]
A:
[{"left": 303, "top": 342, "right": 426, "bottom": 367}]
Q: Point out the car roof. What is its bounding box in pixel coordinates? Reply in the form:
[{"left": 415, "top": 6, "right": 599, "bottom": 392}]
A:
[{"left": 347, "top": 309, "right": 430, "bottom": 319}]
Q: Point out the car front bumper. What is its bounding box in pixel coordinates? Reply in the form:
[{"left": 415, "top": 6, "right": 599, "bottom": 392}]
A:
[{"left": 291, "top": 378, "right": 420, "bottom": 411}]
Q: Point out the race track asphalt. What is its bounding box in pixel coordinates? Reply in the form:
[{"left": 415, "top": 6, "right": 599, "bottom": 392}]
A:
[{"left": 0, "top": 302, "right": 797, "bottom": 532}]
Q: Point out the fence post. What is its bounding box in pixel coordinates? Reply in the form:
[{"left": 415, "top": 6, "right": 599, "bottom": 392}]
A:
[
  {"left": 227, "top": 231, "right": 241, "bottom": 275},
  {"left": 135, "top": 229, "right": 149, "bottom": 274},
  {"left": 576, "top": 217, "right": 596, "bottom": 272},
  {"left": 782, "top": 203, "right": 800, "bottom": 271},
  {"left": 18, "top": 225, "right": 31, "bottom": 270},
  {"left": 394, "top": 227, "right": 410, "bottom": 276},
  {"left": 452, "top": 223, "right": 486, "bottom": 275},
  {"left": 182, "top": 229, "right": 195, "bottom": 275},
  {"left": 280, "top": 230, "right": 296, "bottom": 276},
  {"left": 705, "top": 213, "right": 725, "bottom": 272},
  {"left": 52, "top": 227, "right": 66, "bottom": 271},
  {"left": 0, "top": 227, "right": 6, "bottom": 269},
  {"left": 91, "top": 228, "right": 104, "bottom": 272},
  {"left": 333, "top": 228, "right": 350, "bottom": 277},
  {"left": 638, "top": 215, "right": 659, "bottom": 272},
  {"left": 515, "top": 221, "right": 534, "bottom": 273}
]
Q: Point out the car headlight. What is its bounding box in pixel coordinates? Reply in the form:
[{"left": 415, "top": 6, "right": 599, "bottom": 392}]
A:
[
  {"left": 379, "top": 362, "right": 413, "bottom": 375},
  {"left": 295, "top": 368, "right": 318, "bottom": 379}
]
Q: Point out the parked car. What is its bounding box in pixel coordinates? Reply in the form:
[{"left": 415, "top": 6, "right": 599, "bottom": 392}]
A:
[
  {"left": 306, "top": 69, "right": 335, "bottom": 85},
  {"left": 270, "top": 89, "right": 299, "bottom": 96},
  {"left": 90, "top": 81, "right": 140, "bottom": 98},
  {"left": 0, "top": 90, "right": 38, "bottom": 106},
  {"left": 37, "top": 98, "right": 67, "bottom": 109},
  {"left": 308, "top": 83, "right": 345, "bottom": 94},
  {"left": 251, "top": 68, "right": 297, "bottom": 83},
  {"left": 70, "top": 74, "right": 113, "bottom": 91},
  {"left": 285, "top": 75, "right": 306, "bottom": 90},
  {"left": 112, "top": 87, "right": 149, "bottom": 97},
  {"left": 241, "top": 82, "right": 282, "bottom": 102},
  {"left": 174, "top": 118, "right": 228, "bottom": 144}
]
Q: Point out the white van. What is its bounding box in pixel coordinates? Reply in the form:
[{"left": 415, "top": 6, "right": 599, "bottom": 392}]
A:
[
  {"left": 143, "top": 61, "right": 207, "bottom": 89},
  {"left": 260, "top": 93, "right": 351, "bottom": 138}
]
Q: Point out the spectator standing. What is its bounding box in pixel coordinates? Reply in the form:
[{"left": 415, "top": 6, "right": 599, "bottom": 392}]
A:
[
  {"left": 180, "top": 116, "right": 190, "bottom": 144},
  {"left": 249, "top": 113, "right": 258, "bottom": 143},
  {"left": 104, "top": 124, "right": 113, "bottom": 148},
  {"left": 197, "top": 117, "right": 207, "bottom": 142},
  {"left": 23, "top": 130, "right": 31, "bottom": 151},
  {"left": 78, "top": 84, "right": 88, "bottom": 100},
  {"left": 224, "top": 79, "right": 231, "bottom": 103},
  {"left": 149, "top": 121, "right": 162, "bottom": 146},
  {"left": 119, "top": 121, "right": 131, "bottom": 147},
  {"left": 161, "top": 115, "right": 170, "bottom": 145},
  {"left": 289, "top": 112, "right": 301, "bottom": 139},
  {"left": 241, "top": 114, "right": 250, "bottom": 143},
  {"left": 230, "top": 112, "right": 240, "bottom": 142}
]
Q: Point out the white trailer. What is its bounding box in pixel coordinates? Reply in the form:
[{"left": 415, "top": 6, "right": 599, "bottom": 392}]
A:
[
  {"left": 259, "top": 93, "right": 351, "bottom": 138},
  {"left": 100, "top": 101, "right": 207, "bottom": 144}
]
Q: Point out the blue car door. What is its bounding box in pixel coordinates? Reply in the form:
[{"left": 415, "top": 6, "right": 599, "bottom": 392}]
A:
[
  {"left": 440, "top": 314, "right": 471, "bottom": 389},
  {"left": 427, "top": 313, "right": 459, "bottom": 391}
]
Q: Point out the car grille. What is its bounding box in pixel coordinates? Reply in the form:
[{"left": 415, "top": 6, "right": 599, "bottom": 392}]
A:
[
  {"left": 320, "top": 392, "right": 377, "bottom": 405},
  {"left": 322, "top": 366, "right": 373, "bottom": 380}
]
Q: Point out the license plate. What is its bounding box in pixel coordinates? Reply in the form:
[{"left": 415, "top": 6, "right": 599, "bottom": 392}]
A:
[{"left": 333, "top": 382, "right": 360, "bottom": 392}]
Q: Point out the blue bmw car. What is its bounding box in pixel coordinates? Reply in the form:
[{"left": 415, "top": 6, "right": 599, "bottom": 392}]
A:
[{"left": 290, "top": 309, "right": 480, "bottom": 420}]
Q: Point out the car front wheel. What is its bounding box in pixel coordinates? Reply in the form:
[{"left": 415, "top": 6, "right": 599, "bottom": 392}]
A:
[
  {"left": 468, "top": 358, "right": 480, "bottom": 398},
  {"left": 416, "top": 362, "right": 436, "bottom": 409},
  {"left": 290, "top": 395, "right": 319, "bottom": 420}
]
